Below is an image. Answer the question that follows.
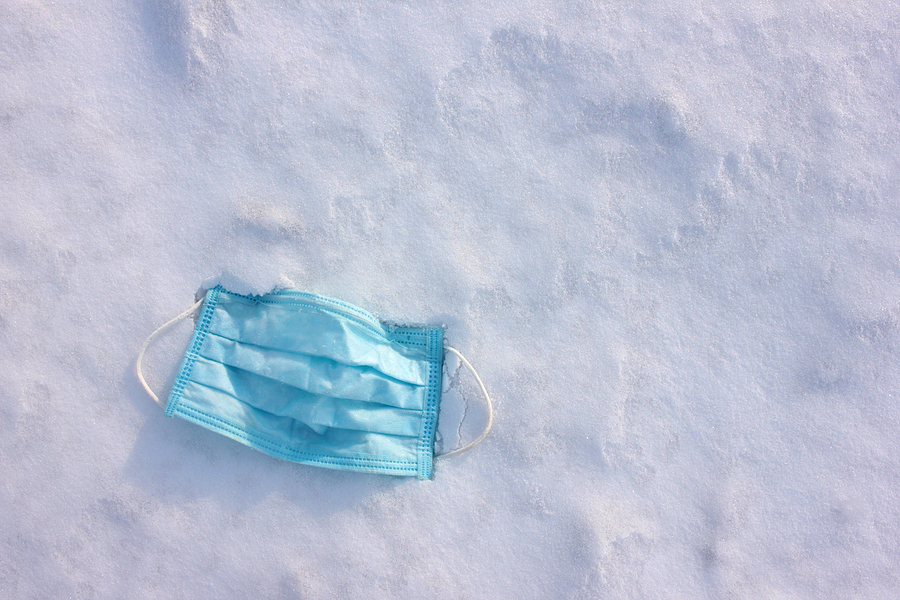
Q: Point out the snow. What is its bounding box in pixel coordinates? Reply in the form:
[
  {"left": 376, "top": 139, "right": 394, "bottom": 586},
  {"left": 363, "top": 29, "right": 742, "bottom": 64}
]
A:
[{"left": 2, "top": 0, "right": 899, "bottom": 597}]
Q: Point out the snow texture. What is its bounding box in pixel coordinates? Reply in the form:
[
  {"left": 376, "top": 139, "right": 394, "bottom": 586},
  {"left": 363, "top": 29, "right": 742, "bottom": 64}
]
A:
[{"left": 2, "top": 0, "right": 899, "bottom": 597}]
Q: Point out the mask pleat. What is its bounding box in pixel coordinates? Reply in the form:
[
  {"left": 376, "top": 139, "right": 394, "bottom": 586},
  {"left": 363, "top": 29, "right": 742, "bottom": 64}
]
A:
[
  {"left": 200, "top": 332, "right": 425, "bottom": 410},
  {"left": 188, "top": 357, "right": 423, "bottom": 437},
  {"left": 178, "top": 383, "right": 419, "bottom": 464},
  {"left": 212, "top": 294, "right": 429, "bottom": 385}
]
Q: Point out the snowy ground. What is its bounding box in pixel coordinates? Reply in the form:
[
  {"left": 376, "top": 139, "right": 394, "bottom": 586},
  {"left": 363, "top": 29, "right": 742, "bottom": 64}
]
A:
[{"left": 2, "top": 1, "right": 899, "bottom": 597}]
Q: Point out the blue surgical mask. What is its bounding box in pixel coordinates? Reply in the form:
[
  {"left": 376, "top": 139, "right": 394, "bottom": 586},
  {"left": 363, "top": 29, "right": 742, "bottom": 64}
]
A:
[{"left": 137, "top": 285, "right": 492, "bottom": 479}]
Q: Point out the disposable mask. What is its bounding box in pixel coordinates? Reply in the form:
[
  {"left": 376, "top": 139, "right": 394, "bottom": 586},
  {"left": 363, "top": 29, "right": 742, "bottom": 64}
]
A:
[{"left": 137, "top": 285, "right": 492, "bottom": 479}]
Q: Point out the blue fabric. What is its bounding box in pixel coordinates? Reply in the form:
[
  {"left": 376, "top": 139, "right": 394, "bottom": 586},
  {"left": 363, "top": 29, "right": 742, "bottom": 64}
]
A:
[{"left": 165, "top": 286, "right": 444, "bottom": 479}]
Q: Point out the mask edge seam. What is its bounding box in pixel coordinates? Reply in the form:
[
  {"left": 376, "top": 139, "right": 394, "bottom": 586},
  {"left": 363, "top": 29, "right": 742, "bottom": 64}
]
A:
[{"left": 165, "top": 286, "right": 220, "bottom": 416}]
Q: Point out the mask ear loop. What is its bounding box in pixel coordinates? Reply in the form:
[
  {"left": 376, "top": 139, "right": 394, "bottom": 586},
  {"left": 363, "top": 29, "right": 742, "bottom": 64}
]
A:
[
  {"left": 435, "top": 346, "right": 494, "bottom": 459},
  {"left": 136, "top": 297, "right": 205, "bottom": 408}
]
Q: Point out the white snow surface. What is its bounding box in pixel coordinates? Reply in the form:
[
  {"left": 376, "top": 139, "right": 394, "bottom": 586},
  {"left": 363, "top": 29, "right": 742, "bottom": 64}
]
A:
[{"left": 2, "top": 0, "right": 900, "bottom": 597}]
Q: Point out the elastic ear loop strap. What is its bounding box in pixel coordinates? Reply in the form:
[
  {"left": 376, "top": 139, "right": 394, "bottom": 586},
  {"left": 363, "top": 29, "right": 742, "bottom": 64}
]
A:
[
  {"left": 136, "top": 297, "right": 205, "bottom": 408},
  {"left": 436, "top": 346, "right": 494, "bottom": 459}
]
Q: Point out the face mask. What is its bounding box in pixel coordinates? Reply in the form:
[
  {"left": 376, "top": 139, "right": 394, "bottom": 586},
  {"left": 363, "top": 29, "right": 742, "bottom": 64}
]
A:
[{"left": 136, "top": 285, "right": 492, "bottom": 479}]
